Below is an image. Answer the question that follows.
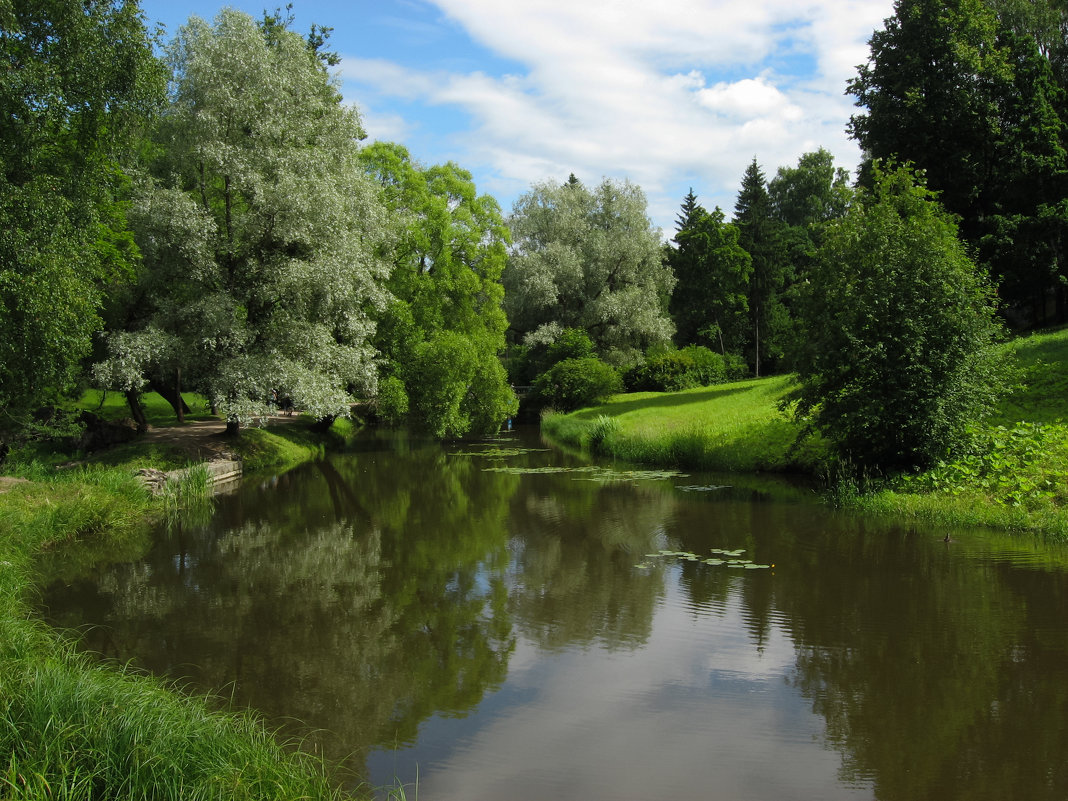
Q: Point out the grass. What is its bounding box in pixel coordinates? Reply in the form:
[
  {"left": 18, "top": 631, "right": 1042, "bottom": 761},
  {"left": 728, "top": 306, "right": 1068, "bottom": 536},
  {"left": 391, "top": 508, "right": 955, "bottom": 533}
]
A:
[
  {"left": 542, "top": 374, "right": 829, "bottom": 473},
  {"left": 76, "top": 389, "right": 217, "bottom": 426},
  {"left": 0, "top": 401, "right": 368, "bottom": 800},
  {"left": 543, "top": 325, "right": 1068, "bottom": 538}
]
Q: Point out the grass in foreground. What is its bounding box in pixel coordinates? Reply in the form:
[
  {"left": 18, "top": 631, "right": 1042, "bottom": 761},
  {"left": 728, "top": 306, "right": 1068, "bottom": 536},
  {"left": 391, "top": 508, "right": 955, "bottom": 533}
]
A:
[
  {"left": 0, "top": 411, "right": 365, "bottom": 800},
  {"left": 543, "top": 326, "right": 1068, "bottom": 538}
]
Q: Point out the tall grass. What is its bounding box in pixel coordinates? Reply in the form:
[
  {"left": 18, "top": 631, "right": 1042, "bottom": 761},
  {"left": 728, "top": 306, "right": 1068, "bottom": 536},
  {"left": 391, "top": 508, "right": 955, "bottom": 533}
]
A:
[
  {"left": 0, "top": 416, "right": 370, "bottom": 800},
  {"left": 0, "top": 644, "right": 347, "bottom": 800}
]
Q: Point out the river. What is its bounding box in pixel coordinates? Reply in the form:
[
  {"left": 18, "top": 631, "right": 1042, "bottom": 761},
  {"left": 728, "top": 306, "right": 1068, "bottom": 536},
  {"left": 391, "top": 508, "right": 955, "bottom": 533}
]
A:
[{"left": 37, "top": 427, "right": 1068, "bottom": 800}]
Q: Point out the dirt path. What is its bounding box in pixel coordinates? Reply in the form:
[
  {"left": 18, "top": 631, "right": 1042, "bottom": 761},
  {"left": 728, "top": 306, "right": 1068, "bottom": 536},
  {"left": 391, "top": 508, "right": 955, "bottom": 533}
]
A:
[{"left": 138, "top": 415, "right": 300, "bottom": 461}]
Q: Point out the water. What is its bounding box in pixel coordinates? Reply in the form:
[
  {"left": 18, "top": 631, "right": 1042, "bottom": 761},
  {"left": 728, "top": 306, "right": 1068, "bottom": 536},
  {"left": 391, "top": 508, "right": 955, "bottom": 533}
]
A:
[{"left": 38, "top": 427, "right": 1068, "bottom": 800}]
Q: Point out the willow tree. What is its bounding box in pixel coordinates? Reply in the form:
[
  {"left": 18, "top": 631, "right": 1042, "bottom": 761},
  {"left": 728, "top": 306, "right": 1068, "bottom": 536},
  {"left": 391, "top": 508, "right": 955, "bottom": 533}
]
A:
[
  {"left": 97, "top": 9, "right": 391, "bottom": 431},
  {"left": 504, "top": 177, "right": 675, "bottom": 366},
  {"left": 360, "top": 141, "right": 516, "bottom": 437}
]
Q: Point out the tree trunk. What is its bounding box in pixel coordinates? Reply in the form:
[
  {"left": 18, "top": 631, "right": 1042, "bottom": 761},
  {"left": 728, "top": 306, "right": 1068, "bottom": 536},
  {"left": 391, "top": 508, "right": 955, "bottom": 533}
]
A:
[
  {"left": 125, "top": 390, "right": 148, "bottom": 432},
  {"left": 754, "top": 308, "right": 761, "bottom": 378},
  {"left": 175, "top": 368, "right": 184, "bottom": 423},
  {"left": 310, "top": 414, "right": 337, "bottom": 433},
  {"left": 148, "top": 377, "right": 190, "bottom": 422}
]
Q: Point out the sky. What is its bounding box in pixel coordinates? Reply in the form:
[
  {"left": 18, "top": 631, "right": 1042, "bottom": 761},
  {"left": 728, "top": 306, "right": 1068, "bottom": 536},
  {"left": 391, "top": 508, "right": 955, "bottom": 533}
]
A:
[{"left": 138, "top": 0, "right": 896, "bottom": 236}]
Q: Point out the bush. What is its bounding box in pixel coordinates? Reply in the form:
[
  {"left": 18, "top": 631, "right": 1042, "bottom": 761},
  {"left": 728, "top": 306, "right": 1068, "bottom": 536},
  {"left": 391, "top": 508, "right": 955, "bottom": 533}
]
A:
[
  {"left": 374, "top": 374, "right": 409, "bottom": 427},
  {"left": 508, "top": 328, "right": 596, "bottom": 386},
  {"left": 532, "top": 357, "right": 622, "bottom": 411},
  {"left": 791, "top": 164, "right": 1005, "bottom": 472},
  {"left": 624, "top": 345, "right": 739, "bottom": 392}
]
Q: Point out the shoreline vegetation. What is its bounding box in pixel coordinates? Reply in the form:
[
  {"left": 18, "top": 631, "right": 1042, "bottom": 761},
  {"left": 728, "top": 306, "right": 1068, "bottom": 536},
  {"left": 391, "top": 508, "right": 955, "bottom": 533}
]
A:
[
  {"left": 543, "top": 325, "right": 1068, "bottom": 540},
  {"left": 1, "top": 328, "right": 1065, "bottom": 799},
  {"left": 0, "top": 407, "right": 374, "bottom": 800}
]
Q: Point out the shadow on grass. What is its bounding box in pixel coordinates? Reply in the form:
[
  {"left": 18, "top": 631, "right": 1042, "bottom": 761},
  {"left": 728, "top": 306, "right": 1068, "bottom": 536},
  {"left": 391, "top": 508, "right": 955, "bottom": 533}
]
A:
[
  {"left": 1008, "top": 324, "right": 1068, "bottom": 369},
  {"left": 571, "top": 384, "right": 756, "bottom": 420}
]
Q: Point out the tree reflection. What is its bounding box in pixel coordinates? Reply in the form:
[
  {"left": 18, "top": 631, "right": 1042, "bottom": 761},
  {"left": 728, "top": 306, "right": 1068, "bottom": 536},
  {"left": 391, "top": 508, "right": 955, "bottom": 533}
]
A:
[
  {"left": 777, "top": 522, "right": 1068, "bottom": 800},
  {"left": 44, "top": 437, "right": 520, "bottom": 779},
  {"left": 506, "top": 479, "right": 669, "bottom": 651}
]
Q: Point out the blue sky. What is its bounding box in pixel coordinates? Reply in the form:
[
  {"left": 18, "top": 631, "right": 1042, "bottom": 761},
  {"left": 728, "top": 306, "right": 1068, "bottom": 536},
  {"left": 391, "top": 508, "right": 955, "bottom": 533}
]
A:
[{"left": 139, "top": 0, "right": 894, "bottom": 236}]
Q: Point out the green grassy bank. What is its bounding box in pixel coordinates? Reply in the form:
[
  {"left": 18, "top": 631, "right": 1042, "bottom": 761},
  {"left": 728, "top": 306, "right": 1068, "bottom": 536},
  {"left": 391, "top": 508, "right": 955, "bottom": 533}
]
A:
[
  {"left": 543, "top": 326, "right": 1068, "bottom": 539},
  {"left": 0, "top": 406, "right": 364, "bottom": 800}
]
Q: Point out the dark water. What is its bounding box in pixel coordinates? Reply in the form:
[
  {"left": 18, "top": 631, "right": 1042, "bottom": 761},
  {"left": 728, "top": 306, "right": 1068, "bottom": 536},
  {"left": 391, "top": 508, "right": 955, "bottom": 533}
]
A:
[{"left": 38, "top": 428, "right": 1068, "bottom": 800}]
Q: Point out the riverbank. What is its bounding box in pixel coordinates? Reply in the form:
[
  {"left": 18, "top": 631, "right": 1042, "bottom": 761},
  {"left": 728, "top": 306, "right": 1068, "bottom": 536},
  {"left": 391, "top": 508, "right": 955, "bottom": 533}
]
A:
[
  {"left": 543, "top": 326, "right": 1068, "bottom": 540},
  {"left": 0, "top": 413, "right": 366, "bottom": 800}
]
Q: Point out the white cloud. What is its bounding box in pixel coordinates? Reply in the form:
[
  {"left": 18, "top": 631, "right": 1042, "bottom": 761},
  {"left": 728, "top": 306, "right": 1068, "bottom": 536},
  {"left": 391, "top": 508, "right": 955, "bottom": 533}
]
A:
[{"left": 340, "top": 0, "right": 895, "bottom": 228}]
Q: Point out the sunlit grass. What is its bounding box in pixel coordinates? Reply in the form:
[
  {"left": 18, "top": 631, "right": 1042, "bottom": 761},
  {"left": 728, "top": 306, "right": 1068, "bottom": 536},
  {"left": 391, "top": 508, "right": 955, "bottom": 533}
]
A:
[
  {"left": 543, "top": 374, "right": 829, "bottom": 473},
  {"left": 543, "top": 325, "right": 1068, "bottom": 537},
  {"left": 75, "top": 389, "right": 216, "bottom": 426}
]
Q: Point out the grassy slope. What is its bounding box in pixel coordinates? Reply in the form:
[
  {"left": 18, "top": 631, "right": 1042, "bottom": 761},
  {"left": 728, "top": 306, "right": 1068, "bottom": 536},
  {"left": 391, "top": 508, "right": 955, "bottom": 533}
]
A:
[
  {"left": 0, "top": 405, "right": 364, "bottom": 800},
  {"left": 544, "top": 326, "right": 1068, "bottom": 537},
  {"left": 542, "top": 374, "right": 825, "bottom": 473}
]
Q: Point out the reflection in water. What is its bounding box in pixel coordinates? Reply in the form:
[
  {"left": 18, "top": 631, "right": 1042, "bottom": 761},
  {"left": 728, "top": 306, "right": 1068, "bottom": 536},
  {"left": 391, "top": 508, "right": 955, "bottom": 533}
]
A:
[{"left": 38, "top": 428, "right": 1068, "bottom": 800}]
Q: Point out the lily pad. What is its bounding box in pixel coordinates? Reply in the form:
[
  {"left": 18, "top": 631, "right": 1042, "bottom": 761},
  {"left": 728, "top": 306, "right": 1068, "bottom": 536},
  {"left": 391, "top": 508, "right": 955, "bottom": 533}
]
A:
[{"left": 709, "top": 548, "right": 747, "bottom": 557}]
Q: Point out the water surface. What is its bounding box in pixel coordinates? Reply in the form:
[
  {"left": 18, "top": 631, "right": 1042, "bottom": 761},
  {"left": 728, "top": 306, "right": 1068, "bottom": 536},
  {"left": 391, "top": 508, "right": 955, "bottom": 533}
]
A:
[{"left": 39, "top": 428, "right": 1068, "bottom": 800}]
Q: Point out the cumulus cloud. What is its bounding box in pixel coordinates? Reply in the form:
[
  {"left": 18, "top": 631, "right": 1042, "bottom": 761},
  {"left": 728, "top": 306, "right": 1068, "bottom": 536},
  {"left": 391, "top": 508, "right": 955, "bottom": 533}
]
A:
[{"left": 340, "top": 0, "right": 895, "bottom": 230}]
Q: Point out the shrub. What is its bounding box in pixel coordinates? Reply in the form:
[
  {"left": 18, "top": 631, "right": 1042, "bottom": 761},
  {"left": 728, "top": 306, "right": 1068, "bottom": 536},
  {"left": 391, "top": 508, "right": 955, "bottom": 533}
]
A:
[
  {"left": 532, "top": 357, "right": 622, "bottom": 411},
  {"left": 624, "top": 345, "right": 734, "bottom": 392},
  {"left": 790, "top": 164, "right": 1005, "bottom": 472},
  {"left": 375, "top": 374, "right": 409, "bottom": 427}
]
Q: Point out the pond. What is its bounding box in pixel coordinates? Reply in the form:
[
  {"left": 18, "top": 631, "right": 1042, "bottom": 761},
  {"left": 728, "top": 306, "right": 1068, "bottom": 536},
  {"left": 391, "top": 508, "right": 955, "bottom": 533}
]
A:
[{"left": 38, "top": 427, "right": 1068, "bottom": 800}]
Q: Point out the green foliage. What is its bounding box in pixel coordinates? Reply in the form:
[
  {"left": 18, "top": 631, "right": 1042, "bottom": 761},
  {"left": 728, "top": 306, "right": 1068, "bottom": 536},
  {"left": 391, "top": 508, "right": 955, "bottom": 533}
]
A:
[
  {"left": 624, "top": 346, "right": 731, "bottom": 392},
  {"left": 667, "top": 201, "right": 751, "bottom": 355},
  {"left": 901, "top": 422, "right": 1068, "bottom": 510},
  {"left": 734, "top": 158, "right": 790, "bottom": 376},
  {"left": 408, "top": 332, "right": 478, "bottom": 438},
  {"left": 100, "top": 8, "right": 392, "bottom": 429},
  {"left": 0, "top": 0, "right": 164, "bottom": 432},
  {"left": 791, "top": 163, "right": 1006, "bottom": 472},
  {"left": 361, "top": 141, "right": 516, "bottom": 436},
  {"left": 848, "top": 0, "right": 1068, "bottom": 326},
  {"left": 505, "top": 177, "right": 675, "bottom": 361},
  {"left": 546, "top": 327, "right": 595, "bottom": 363},
  {"left": 374, "top": 374, "right": 410, "bottom": 427},
  {"left": 532, "top": 357, "right": 623, "bottom": 412}
]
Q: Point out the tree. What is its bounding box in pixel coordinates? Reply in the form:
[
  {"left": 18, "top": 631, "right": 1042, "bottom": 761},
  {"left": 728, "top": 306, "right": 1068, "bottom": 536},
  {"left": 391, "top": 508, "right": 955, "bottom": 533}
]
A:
[
  {"left": 768, "top": 149, "right": 854, "bottom": 366},
  {"left": 504, "top": 177, "right": 675, "bottom": 366},
  {"left": 666, "top": 198, "right": 751, "bottom": 355},
  {"left": 359, "top": 141, "right": 517, "bottom": 437},
  {"left": 847, "top": 0, "right": 1068, "bottom": 325},
  {"left": 734, "top": 158, "right": 788, "bottom": 377},
  {"left": 97, "top": 9, "right": 392, "bottom": 432},
  {"left": 0, "top": 0, "right": 163, "bottom": 439},
  {"left": 768, "top": 148, "right": 852, "bottom": 231},
  {"left": 790, "top": 164, "right": 1005, "bottom": 472}
]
